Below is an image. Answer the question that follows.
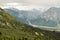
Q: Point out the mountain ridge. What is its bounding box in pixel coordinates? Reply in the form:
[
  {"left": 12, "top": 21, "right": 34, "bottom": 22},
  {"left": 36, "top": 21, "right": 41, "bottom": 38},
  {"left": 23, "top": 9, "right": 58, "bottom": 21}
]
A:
[
  {"left": 4, "top": 7, "right": 60, "bottom": 30},
  {"left": 0, "top": 8, "right": 60, "bottom": 40}
]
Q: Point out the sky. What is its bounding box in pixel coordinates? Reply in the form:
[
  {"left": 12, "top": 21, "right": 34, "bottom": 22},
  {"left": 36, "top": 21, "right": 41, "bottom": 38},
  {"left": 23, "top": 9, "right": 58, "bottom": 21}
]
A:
[{"left": 0, "top": 0, "right": 60, "bottom": 10}]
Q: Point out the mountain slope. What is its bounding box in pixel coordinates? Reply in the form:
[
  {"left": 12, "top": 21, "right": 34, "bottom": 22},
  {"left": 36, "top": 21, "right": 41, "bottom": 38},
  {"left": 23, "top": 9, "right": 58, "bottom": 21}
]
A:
[
  {"left": 31, "top": 7, "right": 60, "bottom": 27},
  {"left": 1, "top": 8, "right": 60, "bottom": 40},
  {"left": 4, "top": 7, "right": 60, "bottom": 27},
  {"left": 4, "top": 8, "right": 41, "bottom": 24},
  {"left": 0, "top": 8, "right": 22, "bottom": 29}
]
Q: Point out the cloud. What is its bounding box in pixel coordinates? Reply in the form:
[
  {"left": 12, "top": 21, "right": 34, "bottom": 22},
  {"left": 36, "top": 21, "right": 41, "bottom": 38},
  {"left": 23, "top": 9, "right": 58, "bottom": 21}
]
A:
[
  {"left": 0, "top": 0, "right": 60, "bottom": 10},
  {"left": 23, "top": 0, "right": 60, "bottom": 7},
  {"left": 0, "top": 0, "right": 60, "bottom": 6}
]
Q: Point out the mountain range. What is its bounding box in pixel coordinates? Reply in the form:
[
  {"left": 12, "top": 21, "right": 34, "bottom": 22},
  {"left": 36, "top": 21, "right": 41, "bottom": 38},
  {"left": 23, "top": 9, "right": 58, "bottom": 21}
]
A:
[
  {"left": 4, "top": 8, "right": 41, "bottom": 24},
  {"left": 0, "top": 8, "right": 60, "bottom": 40},
  {"left": 4, "top": 7, "right": 60, "bottom": 31}
]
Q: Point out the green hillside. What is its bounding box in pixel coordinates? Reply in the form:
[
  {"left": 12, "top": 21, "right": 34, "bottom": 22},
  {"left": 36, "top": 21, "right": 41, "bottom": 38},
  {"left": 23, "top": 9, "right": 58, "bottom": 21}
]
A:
[{"left": 0, "top": 8, "right": 60, "bottom": 40}]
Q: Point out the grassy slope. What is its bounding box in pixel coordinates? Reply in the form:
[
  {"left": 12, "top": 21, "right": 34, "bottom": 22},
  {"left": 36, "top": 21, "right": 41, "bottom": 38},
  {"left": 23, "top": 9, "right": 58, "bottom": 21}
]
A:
[{"left": 0, "top": 8, "right": 60, "bottom": 40}]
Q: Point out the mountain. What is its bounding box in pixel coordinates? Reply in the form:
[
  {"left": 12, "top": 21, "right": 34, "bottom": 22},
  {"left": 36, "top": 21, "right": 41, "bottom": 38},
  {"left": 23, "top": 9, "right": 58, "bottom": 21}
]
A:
[
  {"left": 0, "top": 8, "right": 60, "bottom": 40},
  {"left": 4, "top": 7, "right": 60, "bottom": 27},
  {"left": 4, "top": 8, "right": 41, "bottom": 24},
  {"left": 41, "top": 7, "right": 60, "bottom": 21},
  {"left": 30, "top": 7, "right": 60, "bottom": 27}
]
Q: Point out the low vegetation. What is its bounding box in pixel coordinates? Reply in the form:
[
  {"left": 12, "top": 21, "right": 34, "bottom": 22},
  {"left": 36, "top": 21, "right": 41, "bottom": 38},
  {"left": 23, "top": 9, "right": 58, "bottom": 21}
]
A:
[{"left": 0, "top": 8, "right": 60, "bottom": 40}]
